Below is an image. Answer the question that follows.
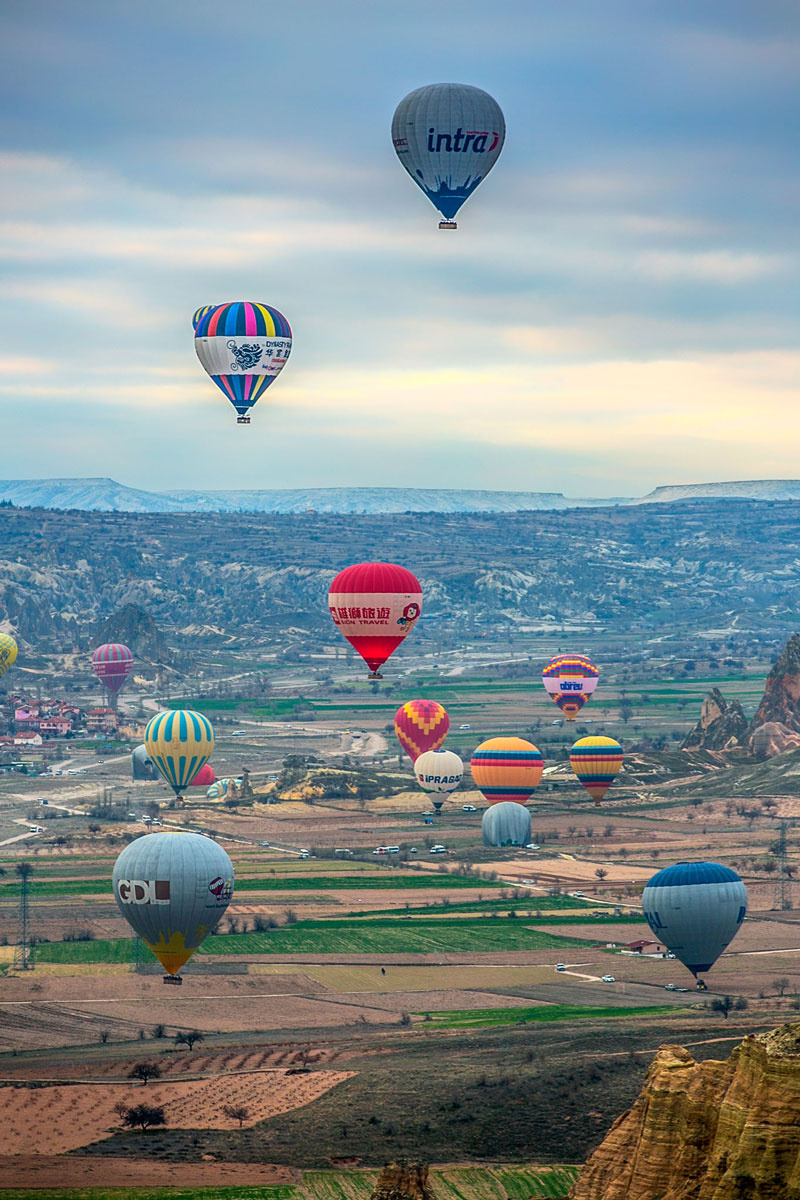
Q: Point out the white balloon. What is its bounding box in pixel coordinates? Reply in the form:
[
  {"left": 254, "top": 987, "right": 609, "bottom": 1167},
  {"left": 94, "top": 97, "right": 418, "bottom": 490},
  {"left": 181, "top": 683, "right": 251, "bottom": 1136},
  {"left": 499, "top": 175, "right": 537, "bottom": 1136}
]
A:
[
  {"left": 414, "top": 749, "right": 464, "bottom": 794},
  {"left": 392, "top": 83, "right": 505, "bottom": 225}
]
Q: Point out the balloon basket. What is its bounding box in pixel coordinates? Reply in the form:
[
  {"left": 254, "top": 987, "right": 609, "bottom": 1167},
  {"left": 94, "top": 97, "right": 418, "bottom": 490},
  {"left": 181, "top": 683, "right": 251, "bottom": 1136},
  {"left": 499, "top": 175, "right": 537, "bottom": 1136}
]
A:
[
  {"left": 236, "top": 416, "right": 251, "bottom": 424},
  {"left": 367, "top": 671, "right": 384, "bottom": 680},
  {"left": 163, "top": 974, "right": 183, "bottom": 986},
  {"left": 438, "top": 221, "right": 457, "bottom": 230},
  {"left": 696, "top": 979, "right": 708, "bottom": 991}
]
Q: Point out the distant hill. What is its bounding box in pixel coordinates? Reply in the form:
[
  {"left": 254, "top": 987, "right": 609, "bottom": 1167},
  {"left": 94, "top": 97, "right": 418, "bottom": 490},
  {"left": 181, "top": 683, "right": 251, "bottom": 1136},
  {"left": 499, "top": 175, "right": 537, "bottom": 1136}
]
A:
[{"left": 1, "top": 477, "right": 800, "bottom": 514}]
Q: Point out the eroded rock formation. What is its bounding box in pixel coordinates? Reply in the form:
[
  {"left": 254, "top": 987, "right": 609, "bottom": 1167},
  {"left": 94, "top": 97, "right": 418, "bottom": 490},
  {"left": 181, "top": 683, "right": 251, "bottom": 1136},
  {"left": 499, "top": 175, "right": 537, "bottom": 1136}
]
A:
[
  {"left": 371, "top": 1162, "right": 436, "bottom": 1200},
  {"left": 682, "top": 687, "right": 748, "bottom": 751},
  {"left": 571, "top": 1023, "right": 800, "bottom": 1200},
  {"left": 746, "top": 634, "right": 800, "bottom": 758}
]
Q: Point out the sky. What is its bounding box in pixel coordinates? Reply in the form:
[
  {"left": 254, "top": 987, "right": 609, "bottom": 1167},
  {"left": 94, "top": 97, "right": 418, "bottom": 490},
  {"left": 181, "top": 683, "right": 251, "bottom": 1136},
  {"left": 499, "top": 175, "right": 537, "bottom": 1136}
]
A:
[{"left": 1, "top": 0, "right": 798, "bottom": 496}]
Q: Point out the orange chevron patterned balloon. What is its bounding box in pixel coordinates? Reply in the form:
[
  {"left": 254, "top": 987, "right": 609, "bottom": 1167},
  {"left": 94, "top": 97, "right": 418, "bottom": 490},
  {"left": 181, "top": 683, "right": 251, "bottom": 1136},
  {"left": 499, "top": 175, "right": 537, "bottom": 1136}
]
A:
[{"left": 394, "top": 699, "right": 449, "bottom": 762}]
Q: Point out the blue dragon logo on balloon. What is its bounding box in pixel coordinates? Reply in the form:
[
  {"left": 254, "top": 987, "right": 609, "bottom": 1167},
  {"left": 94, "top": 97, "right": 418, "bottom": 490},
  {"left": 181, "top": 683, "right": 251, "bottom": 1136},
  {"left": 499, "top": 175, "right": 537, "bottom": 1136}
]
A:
[{"left": 227, "top": 341, "right": 263, "bottom": 372}]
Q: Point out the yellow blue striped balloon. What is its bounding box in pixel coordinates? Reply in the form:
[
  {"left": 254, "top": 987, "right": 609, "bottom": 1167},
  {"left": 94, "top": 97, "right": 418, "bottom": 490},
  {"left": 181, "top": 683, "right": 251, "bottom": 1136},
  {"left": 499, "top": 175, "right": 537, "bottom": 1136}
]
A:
[
  {"left": 145, "top": 709, "right": 215, "bottom": 798},
  {"left": 0, "top": 633, "right": 18, "bottom": 679}
]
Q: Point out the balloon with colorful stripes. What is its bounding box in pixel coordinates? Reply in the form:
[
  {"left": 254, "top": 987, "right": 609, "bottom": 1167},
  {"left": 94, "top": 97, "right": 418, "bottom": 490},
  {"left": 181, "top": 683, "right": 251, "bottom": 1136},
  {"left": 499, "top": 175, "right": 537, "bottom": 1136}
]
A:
[
  {"left": 395, "top": 698, "right": 449, "bottom": 762},
  {"left": 569, "top": 735, "right": 623, "bottom": 804},
  {"left": 145, "top": 709, "right": 215, "bottom": 800},
  {"left": 542, "top": 653, "right": 598, "bottom": 720},
  {"left": 192, "top": 304, "right": 216, "bottom": 331},
  {"left": 92, "top": 643, "right": 133, "bottom": 696},
  {"left": 470, "top": 737, "right": 543, "bottom": 806},
  {"left": 0, "top": 633, "right": 18, "bottom": 680},
  {"left": 194, "top": 300, "right": 292, "bottom": 424}
]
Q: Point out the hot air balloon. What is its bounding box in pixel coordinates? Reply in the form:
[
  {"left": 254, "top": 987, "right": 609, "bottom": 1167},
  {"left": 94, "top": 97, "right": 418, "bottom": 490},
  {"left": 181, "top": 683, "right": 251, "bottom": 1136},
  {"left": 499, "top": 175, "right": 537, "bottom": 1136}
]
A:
[
  {"left": 192, "top": 305, "right": 216, "bottom": 330},
  {"left": 392, "top": 83, "right": 505, "bottom": 229},
  {"left": 482, "top": 802, "right": 531, "bottom": 848},
  {"left": 470, "top": 737, "right": 543, "bottom": 806},
  {"left": 641, "top": 862, "right": 747, "bottom": 986},
  {"left": 414, "top": 748, "right": 463, "bottom": 813},
  {"left": 395, "top": 699, "right": 449, "bottom": 762},
  {"left": 194, "top": 301, "right": 292, "bottom": 424},
  {"left": 569, "top": 736, "right": 623, "bottom": 804},
  {"left": 206, "top": 777, "right": 242, "bottom": 802},
  {"left": 0, "top": 633, "right": 18, "bottom": 680},
  {"left": 92, "top": 644, "right": 133, "bottom": 706},
  {"left": 112, "top": 831, "right": 233, "bottom": 981},
  {"left": 131, "top": 743, "right": 157, "bottom": 782},
  {"left": 189, "top": 763, "right": 216, "bottom": 787},
  {"left": 329, "top": 562, "right": 422, "bottom": 678},
  {"left": 542, "top": 654, "right": 599, "bottom": 720},
  {"left": 145, "top": 709, "right": 214, "bottom": 802}
]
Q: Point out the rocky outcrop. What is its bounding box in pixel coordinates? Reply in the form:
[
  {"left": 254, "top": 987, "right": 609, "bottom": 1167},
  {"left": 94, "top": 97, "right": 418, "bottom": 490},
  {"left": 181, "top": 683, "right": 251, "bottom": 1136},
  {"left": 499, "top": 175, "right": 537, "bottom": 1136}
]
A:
[
  {"left": 371, "top": 1162, "right": 436, "bottom": 1200},
  {"left": 682, "top": 688, "right": 748, "bottom": 751},
  {"left": 92, "top": 604, "right": 170, "bottom": 664},
  {"left": 571, "top": 1023, "right": 800, "bottom": 1200},
  {"left": 746, "top": 634, "right": 800, "bottom": 758}
]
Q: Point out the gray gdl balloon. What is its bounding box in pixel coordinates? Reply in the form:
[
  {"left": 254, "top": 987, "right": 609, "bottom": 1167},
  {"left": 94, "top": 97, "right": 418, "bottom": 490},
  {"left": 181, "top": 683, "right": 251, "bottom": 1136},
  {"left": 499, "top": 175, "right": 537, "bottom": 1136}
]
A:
[
  {"left": 482, "top": 801, "right": 531, "bottom": 848},
  {"left": 642, "top": 861, "right": 747, "bottom": 981},
  {"left": 113, "top": 831, "right": 233, "bottom": 979},
  {"left": 131, "top": 743, "right": 157, "bottom": 781}
]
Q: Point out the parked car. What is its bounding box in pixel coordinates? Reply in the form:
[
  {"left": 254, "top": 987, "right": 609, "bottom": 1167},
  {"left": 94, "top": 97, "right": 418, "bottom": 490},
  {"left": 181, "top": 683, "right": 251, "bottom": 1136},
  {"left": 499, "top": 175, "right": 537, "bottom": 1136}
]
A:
[
  {"left": 260, "top": 841, "right": 271, "bottom": 847},
  {"left": 556, "top": 963, "right": 566, "bottom": 972},
  {"left": 664, "top": 983, "right": 677, "bottom": 991},
  {"left": 461, "top": 804, "right": 477, "bottom": 812},
  {"left": 458, "top": 724, "right": 471, "bottom": 730},
  {"left": 525, "top": 843, "right": 540, "bottom": 850},
  {"left": 429, "top": 845, "right": 447, "bottom": 854},
  {"left": 601, "top": 975, "right": 616, "bottom": 983}
]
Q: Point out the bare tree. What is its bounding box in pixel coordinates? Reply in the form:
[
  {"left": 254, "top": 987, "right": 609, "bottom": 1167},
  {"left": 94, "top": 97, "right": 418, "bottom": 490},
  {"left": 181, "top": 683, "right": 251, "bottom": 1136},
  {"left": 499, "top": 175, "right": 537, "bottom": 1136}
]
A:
[
  {"left": 128, "top": 1061, "right": 162, "bottom": 1085},
  {"left": 595, "top": 868, "right": 608, "bottom": 881},
  {"left": 123, "top": 1103, "right": 166, "bottom": 1131},
  {"left": 773, "top": 977, "right": 791, "bottom": 997},
  {"left": 222, "top": 1103, "right": 251, "bottom": 1127},
  {"left": 175, "top": 1030, "right": 204, "bottom": 1050}
]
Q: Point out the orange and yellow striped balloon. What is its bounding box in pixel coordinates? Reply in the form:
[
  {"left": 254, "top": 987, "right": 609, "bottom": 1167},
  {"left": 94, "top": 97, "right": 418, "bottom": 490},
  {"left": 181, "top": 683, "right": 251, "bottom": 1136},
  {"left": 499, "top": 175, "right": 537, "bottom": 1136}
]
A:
[
  {"left": 470, "top": 737, "right": 543, "bottom": 806},
  {"left": 394, "top": 699, "right": 449, "bottom": 762},
  {"left": 569, "top": 736, "right": 623, "bottom": 804}
]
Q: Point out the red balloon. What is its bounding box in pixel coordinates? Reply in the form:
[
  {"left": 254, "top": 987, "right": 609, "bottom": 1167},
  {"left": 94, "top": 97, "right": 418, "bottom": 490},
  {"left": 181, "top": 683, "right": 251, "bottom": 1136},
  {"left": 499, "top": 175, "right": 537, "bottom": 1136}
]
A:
[
  {"left": 92, "top": 644, "right": 133, "bottom": 695},
  {"left": 394, "top": 699, "right": 449, "bottom": 762},
  {"left": 189, "top": 763, "right": 216, "bottom": 787},
  {"left": 329, "top": 562, "right": 422, "bottom": 677}
]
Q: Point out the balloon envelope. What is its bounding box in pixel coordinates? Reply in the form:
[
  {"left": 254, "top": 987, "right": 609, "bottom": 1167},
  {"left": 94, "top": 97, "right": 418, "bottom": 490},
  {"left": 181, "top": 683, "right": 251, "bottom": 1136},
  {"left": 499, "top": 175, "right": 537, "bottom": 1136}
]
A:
[
  {"left": 569, "top": 736, "right": 623, "bottom": 803},
  {"left": 192, "top": 304, "right": 216, "bottom": 330},
  {"left": 641, "top": 862, "right": 747, "bottom": 977},
  {"left": 329, "top": 562, "right": 422, "bottom": 676},
  {"left": 145, "top": 710, "right": 215, "bottom": 797},
  {"left": 482, "top": 802, "right": 531, "bottom": 847},
  {"left": 206, "top": 777, "right": 242, "bottom": 801},
  {"left": 189, "top": 763, "right": 216, "bottom": 787},
  {"left": 131, "top": 743, "right": 157, "bottom": 782},
  {"left": 194, "top": 301, "right": 292, "bottom": 421},
  {"left": 542, "top": 654, "right": 598, "bottom": 719},
  {"left": 414, "top": 749, "right": 463, "bottom": 796},
  {"left": 0, "top": 633, "right": 18, "bottom": 679},
  {"left": 392, "top": 83, "right": 505, "bottom": 222},
  {"left": 470, "top": 737, "right": 543, "bottom": 805},
  {"left": 92, "top": 644, "right": 133, "bottom": 695},
  {"left": 395, "top": 699, "right": 449, "bottom": 761},
  {"left": 112, "top": 831, "right": 233, "bottom": 975}
]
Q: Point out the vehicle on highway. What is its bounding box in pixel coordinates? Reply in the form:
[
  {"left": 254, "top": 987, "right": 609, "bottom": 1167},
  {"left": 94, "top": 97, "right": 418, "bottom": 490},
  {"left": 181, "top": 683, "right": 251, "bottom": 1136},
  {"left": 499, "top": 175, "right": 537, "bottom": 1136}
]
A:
[
  {"left": 556, "top": 963, "right": 566, "bottom": 971},
  {"left": 461, "top": 804, "right": 477, "bottom": 812},
  {"left": 601, "top": 975, "right": 616, "bottom": 983}
]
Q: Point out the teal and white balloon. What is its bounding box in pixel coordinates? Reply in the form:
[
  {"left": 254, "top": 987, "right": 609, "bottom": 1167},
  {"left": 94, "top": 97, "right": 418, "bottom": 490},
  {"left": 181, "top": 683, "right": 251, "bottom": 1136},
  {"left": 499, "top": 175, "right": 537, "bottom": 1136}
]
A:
[
  {"left": 392, "top": 83, "right": 505, "bottom": 228},
  {"left": 642, "top": 862, "right": 747, "bottom": 980},
  {"left": 112, "top": 831, "right": 233, "bottom": 976}
]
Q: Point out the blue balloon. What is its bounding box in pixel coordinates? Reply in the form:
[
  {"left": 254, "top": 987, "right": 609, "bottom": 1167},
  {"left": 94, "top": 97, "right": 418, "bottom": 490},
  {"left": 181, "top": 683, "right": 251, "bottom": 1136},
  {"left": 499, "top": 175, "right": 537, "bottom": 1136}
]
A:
[
  {"left": 392, "top": 83, "right": 505, "bottom": 226},
  {"left": 642, "top": 862, "right": 747, "bottom": 977}
]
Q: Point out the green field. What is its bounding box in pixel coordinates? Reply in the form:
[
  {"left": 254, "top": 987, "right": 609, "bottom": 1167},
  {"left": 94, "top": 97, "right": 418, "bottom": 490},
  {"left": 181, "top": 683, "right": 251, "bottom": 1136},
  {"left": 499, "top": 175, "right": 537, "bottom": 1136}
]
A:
[
  {"left": 33, "top": 916, "right": 589, "bottom": 963},
  {"left": 415, "top": 1003, "right": 677, "bottom": 1029},
  {"left": 0, "top": 1164, "right": 581, "bottom": 1200},
  {"left": 0, "top": 873, "right": 502, "bottom": 899}
]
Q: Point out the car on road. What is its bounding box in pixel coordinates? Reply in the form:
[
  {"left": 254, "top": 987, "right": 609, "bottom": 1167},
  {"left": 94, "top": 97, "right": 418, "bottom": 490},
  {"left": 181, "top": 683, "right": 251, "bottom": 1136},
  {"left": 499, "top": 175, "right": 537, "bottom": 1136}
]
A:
[
  {"left": 260, "top": 841, "right": 271, "bottom": 847},
  {"left": 422, "top": 810, "right": 436, "bottom": 817},
  {"left": 461, "top": 804, "right": 477, "bottom": 812},
  {"left": 525, "top": 843, "right": 540, "bottom": 850},
  {"left": 601, "top": 975, "right": 616, "bottom": 983},
  {"left": 298, "top": 849, "right": 310, "bottom": 859},
  {"left": 409, "top": 847, "right": 418, "bottom": 853},
  {"left": 52, "top": 769, "right": 62, "bottom": 775},
  {"left": 664, "top": 983, "right": 677, "bottom": 990},
  {"left": 458, "top": 723, "right": 471, "bottom": 730},
  {"left": 429, "top": 845, "right": 447, "bottom": 854},
  {"left": 231, "top": 730, "right": 246, "bottom": 736},
  {"left": 556, "top": 963, "right": 566, "bottom": 971},
  {"left": 29, "top": 825, "right": 43, "bottom": 833},
  {"left": 572, "top": 891, "right": 585, "bottom": 898}
]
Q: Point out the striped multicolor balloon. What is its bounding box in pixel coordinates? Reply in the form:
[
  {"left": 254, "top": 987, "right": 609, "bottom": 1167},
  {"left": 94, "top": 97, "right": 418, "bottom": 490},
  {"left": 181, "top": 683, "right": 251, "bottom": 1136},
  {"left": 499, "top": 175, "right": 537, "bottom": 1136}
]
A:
[
  {"left": 192, "top": 305, "right": 216, "bottom": 330},
  {"left": 569, "top": 736, "right": 623, "bottom": 804},
  {"left": 92, "top": 643, "right": 133, "bottom": 695},
  {"left": 542, "top": 654, "right": 598, "bottom": 719},
  {"left": 0, "top": 633, "right": 18, "bottom": 679},
  {"left": 145, "top": 710, "right": 215, "bottom": 799},
  {"left": 395, "top": 699, "right": 449, "bottom": 762},
  {"left": 470, "top": 737, "right": 543, "bottom": 806},
  {"left": 194, "top": 301, "right": 292, "bottom": 424}
]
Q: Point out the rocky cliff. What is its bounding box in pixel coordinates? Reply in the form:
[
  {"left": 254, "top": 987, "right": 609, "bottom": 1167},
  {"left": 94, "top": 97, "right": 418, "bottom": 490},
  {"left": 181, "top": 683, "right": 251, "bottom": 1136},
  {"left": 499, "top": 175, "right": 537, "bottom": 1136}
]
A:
[
  {"left": 682, "top": 688, "right": 748, "bottom": 751},
  {"left": 745, "top": 634, "right": 800, "bottom": 758},
  {"left": 571, "top": 1023, "right": 800, "bottom": 1200}
]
